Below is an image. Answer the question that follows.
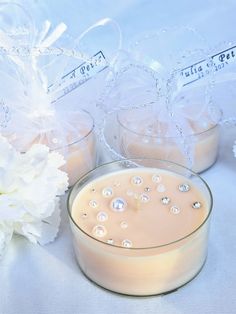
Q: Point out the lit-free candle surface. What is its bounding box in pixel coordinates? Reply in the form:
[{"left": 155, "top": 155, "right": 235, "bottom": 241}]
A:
[{"left": 70, "top": 166, "right": 211, "bottom": 295}]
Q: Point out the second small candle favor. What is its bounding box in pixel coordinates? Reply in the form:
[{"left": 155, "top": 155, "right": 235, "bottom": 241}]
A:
[
  {"left": 68, "top": 159, "right": 212, "bottom": 296},
  {"left": 116, "top": 107, "right": 220, "bottom": 173}
]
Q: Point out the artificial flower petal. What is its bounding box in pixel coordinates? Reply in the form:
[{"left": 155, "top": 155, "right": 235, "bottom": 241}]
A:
[
  {"left": 0, "top": 223, "right": 13, "bottom": 259},
  {"left": 0, "top": 135, "right": 68, "bottom": 257}
]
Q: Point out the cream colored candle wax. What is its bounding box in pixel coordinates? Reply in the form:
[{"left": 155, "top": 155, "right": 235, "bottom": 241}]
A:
[
  {"left": 117, "top": 107, "right": 220, "bottom": 173},
  {"left": 68, "top": 160, "right": 212, "bottom": 296}
]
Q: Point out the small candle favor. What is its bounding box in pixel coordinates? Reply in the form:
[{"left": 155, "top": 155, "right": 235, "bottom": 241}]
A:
[
  {"left": 68, "top": 159, "right": 212, "bottom": 296},
  {"left": 5, "top": 110, "right": 97, "bottom": 187},
  {"left": 53, "top": 111, "right": 97, "bottom": 186},
  {"left": 117, "top": 107, "right": 220, "bottom": 173}
]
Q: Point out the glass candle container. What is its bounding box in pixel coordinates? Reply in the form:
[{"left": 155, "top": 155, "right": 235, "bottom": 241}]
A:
[
  {"left": 117, "top": 107, "right": 220, "bottom": 173},
  {"left": 68, "top": 158, "right": 212, "bottom": 296},
  {"left": 54, "top": 110, "right": 97, "bottom": 186},
  {"left": 5, "top": 109, "right": 97, "bottom": 187}
]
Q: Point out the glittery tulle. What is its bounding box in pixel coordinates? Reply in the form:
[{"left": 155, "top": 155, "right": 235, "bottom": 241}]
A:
[
  {"left": 0, "top": 2, "right": 121, "bottom": 161},
  {"left": 99, "top": 27, "right": 225, "bottom": 169}
]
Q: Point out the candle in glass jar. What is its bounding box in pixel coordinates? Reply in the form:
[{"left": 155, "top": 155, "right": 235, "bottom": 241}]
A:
[
  {"left": 55, "top": 126, "right": 97, "bottom": 187},
  {"left": 68, "top": 159, "right": 212, "bottom": 296},
  {"left": 117, "top": 107, "right": 220, "bottom": 173},
  {"left": 5, "top": 110, "right": 97, "bottom": 186}
]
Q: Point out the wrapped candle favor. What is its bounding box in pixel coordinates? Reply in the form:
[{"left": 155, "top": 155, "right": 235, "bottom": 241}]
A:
[
  {"left": 0, "top": 2, "right": 121, "bottom": 186},
  {"left": 101, "top": 27, "right": 222, "bottom": 173}
]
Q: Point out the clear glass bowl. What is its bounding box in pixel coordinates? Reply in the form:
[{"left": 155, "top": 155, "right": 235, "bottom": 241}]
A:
[
  {"left": 116, "top": 106, "right": 221, "bottom": 173},
  {"left": 53, "top": 110, "right": 97, "bottom": 186},
  {"left": 68, "top": 158, "right": 213, "bottom": 296},
  {"left": 4, "top": 109, "right": 97, "bottom": 187}
]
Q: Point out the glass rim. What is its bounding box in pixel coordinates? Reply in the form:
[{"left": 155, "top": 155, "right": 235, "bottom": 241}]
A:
[
  {"left": 19, "top": 109, "right": 95, "bottom": 153},
  {"left": 45, "top": 109, "right": 95, "bottom": 152},
  {"left": 116, "top": 108, "right": 222, "bottom": 140},
  {"left": 67, "top": 158, "right": 213, "bottom": 251}
]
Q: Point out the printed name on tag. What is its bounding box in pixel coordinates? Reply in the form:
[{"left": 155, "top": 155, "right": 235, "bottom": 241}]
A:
[
  {"left": 48, "top": 45, "right": 236, "bottom": 101},
  {"left": 180, "top": 45, "right": 236, "bottom": 86},
  {"left": 48, "top": 50, "right": 108, "bottom": 102}
]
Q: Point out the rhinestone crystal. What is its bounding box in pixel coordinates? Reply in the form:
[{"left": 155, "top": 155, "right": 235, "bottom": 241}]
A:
[
  {"left": 170, "top": 206, "right": 181, "bottom": 214},
  {"left": 110, "top": 198, "right": 127, "bottom": 212},
  {"left": 97, "top": 211, "right": 108, "bottom": 222},
  {"left": 122, "top": 239, "right": 132, "bottom": 248},
  {"left": 161, "top": 196, "right": 171, "bottom": 205},
  {"left": 144, "top": 187, "right": 151, "bottom": 192},
  {"left": 92, "top": 225, "right": 107, "bottom": 238},
  {"left": 89, "top": 200, "right": 98, "bottom": 208},
  {"left": 152, "top": 174, "right": 161, "bottom": 183},
  {"left": 120, "top": 221, "right": 128, "bottom": 229},
  {"left": 131, "top": 176, "right": 143, "bottom": 185},
  {"left": 178, "top": 183, "right": 191, "bottom": 192},
  {"left": 102, "top": 187, "right": 113, "bottom": 198},
  {"left": 126, "top": 190, "right": 133, "bottom": 197},
  {"left": 139, "top": 193, "right": 150, "bottom": 203},
  {"left": 157, "top": 184, "right": 166, "bottom": 193},
  {"left": 113, "top": 181, "right": 121, "bottom": 187},
  {"left": 192, "top": 201, "right": 202, "bottom": 209},
  {"left": 107, "top": 239, "right": 114, "bottom": 245}
]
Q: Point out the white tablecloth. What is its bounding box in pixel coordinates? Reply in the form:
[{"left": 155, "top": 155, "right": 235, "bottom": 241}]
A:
[{"left": 1, "top": 1, "right": 236, "bottom": 313}]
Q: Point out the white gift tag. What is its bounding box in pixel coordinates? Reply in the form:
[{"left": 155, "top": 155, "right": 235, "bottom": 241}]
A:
[
  {"left": 48, "top": 50, "right": 108, "bottom": 103},
  {"left": 180, "top": 45, "right": 236, "bottom": 87}
]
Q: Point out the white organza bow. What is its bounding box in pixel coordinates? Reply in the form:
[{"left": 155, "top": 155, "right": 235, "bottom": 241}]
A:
[
  {"left": 0, "top": 2, "right": 121, "bottom": 151},
  {"left": 0, "top": 2, "right": 121, "bottom": 256},
  {"left": 100, "top": 27, "right": 222, "bottom": 168}
]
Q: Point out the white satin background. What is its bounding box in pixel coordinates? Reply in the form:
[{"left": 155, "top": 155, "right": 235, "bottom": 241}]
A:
[{"left": 1, "top": 1, "right": 236, "bottom": 313}]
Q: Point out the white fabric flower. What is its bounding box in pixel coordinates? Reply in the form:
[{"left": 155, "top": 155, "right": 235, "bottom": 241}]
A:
[{"left": 0, "top": 136, "right": 68, "bottom": 257}]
